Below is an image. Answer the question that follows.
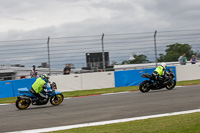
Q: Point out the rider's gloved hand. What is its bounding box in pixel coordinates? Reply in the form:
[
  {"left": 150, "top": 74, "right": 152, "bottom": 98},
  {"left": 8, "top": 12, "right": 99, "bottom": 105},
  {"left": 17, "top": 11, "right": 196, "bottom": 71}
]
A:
[
  {"left": 43, "top": 84, "right": 47, "bottom": 89},
  {"left": 43, "top": 84, "right": 48, "bottom": 92},
  {"left": 158, "top": 76, "right": 163, "bottom": 81},
  {"left": 48, "top": 90, "right": 53, "bottom": 93}
]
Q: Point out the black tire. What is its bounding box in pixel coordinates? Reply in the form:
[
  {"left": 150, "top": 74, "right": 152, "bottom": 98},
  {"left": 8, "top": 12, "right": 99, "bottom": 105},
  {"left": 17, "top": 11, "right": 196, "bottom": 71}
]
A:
[
  {"left": 50, "top": 94, "right": 64, "bottom": 106},
  {"left": 139, "top": 80, "right": 151, "bottom": 93},
  {"left": 16, "top": 99, "right": 31, "bottom": 110},
  {"left": 166, "top": 79, "right": 176, "bottom": 90}
]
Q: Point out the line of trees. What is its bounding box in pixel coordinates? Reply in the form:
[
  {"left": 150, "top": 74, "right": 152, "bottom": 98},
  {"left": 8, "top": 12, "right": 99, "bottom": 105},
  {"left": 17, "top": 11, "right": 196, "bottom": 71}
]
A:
[
  {"left": 113, "top": 43, "right": 200, "bottom": 65},
  {"left": 158, "top": 43, "right": 199, "bottom": 62}
]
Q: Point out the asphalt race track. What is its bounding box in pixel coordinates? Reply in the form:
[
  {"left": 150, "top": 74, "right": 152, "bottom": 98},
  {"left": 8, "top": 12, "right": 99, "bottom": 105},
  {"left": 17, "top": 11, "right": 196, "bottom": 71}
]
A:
[{"left": 1, "top": 85, "right": 200, "bottom": 132}]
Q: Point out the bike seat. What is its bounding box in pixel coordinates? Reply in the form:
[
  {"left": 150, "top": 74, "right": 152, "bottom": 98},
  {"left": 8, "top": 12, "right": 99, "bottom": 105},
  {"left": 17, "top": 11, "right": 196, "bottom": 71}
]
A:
[{"left": 29, "top": 89, "right": 35, "bottom": 94}]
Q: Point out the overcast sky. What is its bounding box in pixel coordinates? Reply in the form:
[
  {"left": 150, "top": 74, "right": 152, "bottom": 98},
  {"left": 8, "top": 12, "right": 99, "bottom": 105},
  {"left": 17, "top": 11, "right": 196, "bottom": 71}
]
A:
[{"left": 0, "top": 0, "right": 200, "bottom": 40}]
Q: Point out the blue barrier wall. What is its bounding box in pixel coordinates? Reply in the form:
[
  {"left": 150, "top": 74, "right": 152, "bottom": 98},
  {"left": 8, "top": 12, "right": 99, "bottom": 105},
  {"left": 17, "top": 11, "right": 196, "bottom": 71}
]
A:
[
  {"left": 0, "top": 81, "right": 14, "bottom": 98},
  {"left": 0, "top": 66, "right": 177, "bottom": 98},
  {"left": 0, "top": 78, "right": 36, "bottom": 98},
  {"left": 12, "top": 78, "right": 36, "bottom": 97},
  {"left": 114, "top": 66, "right": 176, "bottom": 87}
]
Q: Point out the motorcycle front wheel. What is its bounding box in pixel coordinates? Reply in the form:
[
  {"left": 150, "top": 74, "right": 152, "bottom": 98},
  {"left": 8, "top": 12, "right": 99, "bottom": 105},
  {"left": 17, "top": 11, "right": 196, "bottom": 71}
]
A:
[
  {"left": 50, "top": 94, "right": 64, "bottom": 106},
  {"left": 166, "top": 79, "right": 176, "bottom": 90},
  {"left": 16, "top": 99, "right": 31, "bottom": 110},
  {"left": 139, "top": 80, "right": 151, "bottom": 93}
]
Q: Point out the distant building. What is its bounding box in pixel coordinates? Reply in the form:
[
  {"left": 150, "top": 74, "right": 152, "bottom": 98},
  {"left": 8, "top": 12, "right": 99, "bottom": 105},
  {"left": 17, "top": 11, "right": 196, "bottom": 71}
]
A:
[
  {"left": 0, "top": 63, "right": 80, "bottom": 81},
  {"left": 38, "top": 62, "right": 49, "bottom": 68},
  {"left": 0, "top": 64, "right": 63, "bottom": 81}
]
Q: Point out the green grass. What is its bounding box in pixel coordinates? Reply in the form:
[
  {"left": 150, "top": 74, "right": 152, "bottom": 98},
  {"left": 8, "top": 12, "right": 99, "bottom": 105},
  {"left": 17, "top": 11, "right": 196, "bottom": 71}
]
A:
[
  {"left": 176, "top": 79, "right": 200, "bottom": 86},
  {"left": 0, "top": 97, "right": 17, "bottom": 104},
  {"left": 48, "top": 113, "right": 200, "bottom": 133},
  {"left": 61, "top": 86, "right": 138, "bottom": 98},
  {"left": 0, "top": 79, "right": 200, "bottom": 104}
]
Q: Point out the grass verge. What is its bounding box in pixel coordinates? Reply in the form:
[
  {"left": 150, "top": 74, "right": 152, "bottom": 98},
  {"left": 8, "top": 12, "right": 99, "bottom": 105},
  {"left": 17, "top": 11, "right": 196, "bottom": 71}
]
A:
[
  {"left": 0, "top": 79, "right": 200, "bottom": 104},
  {"left": 0, "top": 97, "right": 17, "bottom": 104},
  {"left": 48, "top": 112, "right": 200, "bottom": 133},
  {"left": 176, "top": 79, "right": 200, "bottom": 86}
]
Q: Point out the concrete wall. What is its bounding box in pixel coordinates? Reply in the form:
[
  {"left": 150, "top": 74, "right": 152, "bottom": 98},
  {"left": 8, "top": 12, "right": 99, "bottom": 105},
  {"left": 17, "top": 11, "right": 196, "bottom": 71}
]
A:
[
  {"left": 49, "top": 71, "right": 115, "bottom": 92},
  {"left": 176, "top": 64, "right": 200, "bottom": 81},
  {"left": 81, "top": 72, "right": 115, "bottom": 90},
  {"left": 49, "top": 74, "right": 82, "bottom": 92}
]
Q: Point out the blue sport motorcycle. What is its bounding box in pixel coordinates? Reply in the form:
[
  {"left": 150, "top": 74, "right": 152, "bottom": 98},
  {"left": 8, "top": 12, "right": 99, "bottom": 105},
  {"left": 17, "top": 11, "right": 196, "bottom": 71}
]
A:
[{"left": 16, "top": 82, "right": 64, "bottom": 110}]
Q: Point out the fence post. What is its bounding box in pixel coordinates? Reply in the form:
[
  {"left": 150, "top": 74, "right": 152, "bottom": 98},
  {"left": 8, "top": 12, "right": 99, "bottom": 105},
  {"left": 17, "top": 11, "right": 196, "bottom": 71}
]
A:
[
  {"left": 154, "top": 30, "right": 158, "bottom": 67},
  {"left": 101, "top": 33, "right": 106, "bottom": 72},
  {"left": 47, "top": 36, "right": 51, "bottom": 75}
]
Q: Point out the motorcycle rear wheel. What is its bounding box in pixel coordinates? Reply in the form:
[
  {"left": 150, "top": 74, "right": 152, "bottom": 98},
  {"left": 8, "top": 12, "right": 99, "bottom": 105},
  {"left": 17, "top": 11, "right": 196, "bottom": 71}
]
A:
[
  {"left": 50, "top": 94, "right": 64, "bottom": 106},
  {"left": 166, "top": 79, "right": 176, "bottom": 90},
  {"left": 139, "top": 80, "right": 151, "bottom": 93},
  {"left": 16, "top": 99, "right": 30, "bottom": 110}
]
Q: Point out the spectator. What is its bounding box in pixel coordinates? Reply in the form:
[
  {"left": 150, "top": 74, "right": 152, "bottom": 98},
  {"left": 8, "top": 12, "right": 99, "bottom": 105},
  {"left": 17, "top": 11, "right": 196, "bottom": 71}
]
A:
[
  {"left": 178, "top": 53, "right": 187, "bottom": 65},
  {"left": 20, "top": 76, "right": 26, "bottom": 79},
  {"left": 30, "top": 65, "right": 38, "bottom": 78},
  {"left": 190, "top": 55, "right": 198, "bottom": 64},
  {"left": 63, "top": 64, "right": 71, "bottom": 75}
]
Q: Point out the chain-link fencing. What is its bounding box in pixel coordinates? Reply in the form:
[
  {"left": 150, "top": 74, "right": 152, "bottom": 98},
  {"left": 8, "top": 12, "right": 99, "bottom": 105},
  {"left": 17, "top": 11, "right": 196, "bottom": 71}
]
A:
[{"left": 0, "top": 29, "right": 199, "bottom": 80}]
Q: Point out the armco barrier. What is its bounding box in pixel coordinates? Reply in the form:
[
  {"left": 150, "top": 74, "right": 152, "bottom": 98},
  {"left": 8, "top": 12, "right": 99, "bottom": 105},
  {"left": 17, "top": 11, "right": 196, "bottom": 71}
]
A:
[{"left": 114, "top": 66, "right": 176, "bottom": 87}]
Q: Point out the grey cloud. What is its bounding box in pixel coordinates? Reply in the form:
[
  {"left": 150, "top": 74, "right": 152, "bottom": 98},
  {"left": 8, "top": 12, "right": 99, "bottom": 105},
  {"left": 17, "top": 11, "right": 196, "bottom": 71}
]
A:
[
  {"left": 0, "top": 0, "right": 199, "bottom": 68},
  {"left": 0, "top": 0, "right": 200, "bottom": 41}
]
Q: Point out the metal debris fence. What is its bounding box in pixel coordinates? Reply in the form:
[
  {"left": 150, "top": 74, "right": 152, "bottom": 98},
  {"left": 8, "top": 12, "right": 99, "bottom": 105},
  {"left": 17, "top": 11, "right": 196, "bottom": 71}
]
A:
[{"left": 0, "top": 29, "right": 199, "bottom": 79}]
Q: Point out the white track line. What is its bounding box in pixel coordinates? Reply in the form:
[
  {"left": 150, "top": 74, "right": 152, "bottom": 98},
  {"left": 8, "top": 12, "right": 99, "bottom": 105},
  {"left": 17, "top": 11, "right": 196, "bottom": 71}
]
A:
[
  {"left": 7, "top": 108, "right": 200, "bottom": 133},
  {"left": 175, "top": 86, "right": 185, "bottom": 88},
  {"left": 102, "top": 91, "right": 131, "bottom": 95},
  {"left": 0, "top": 104, "right": 10, "bottom": 106}
]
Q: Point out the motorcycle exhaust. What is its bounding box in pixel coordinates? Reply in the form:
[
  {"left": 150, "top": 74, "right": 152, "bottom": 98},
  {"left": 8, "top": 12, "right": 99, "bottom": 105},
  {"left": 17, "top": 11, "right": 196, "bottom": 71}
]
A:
[
  {"left": 17, "top": 96, "right": 31, "bottom": 100},
  {"left": 163, "top": 78, "right": 173, "bottom": 86}
]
